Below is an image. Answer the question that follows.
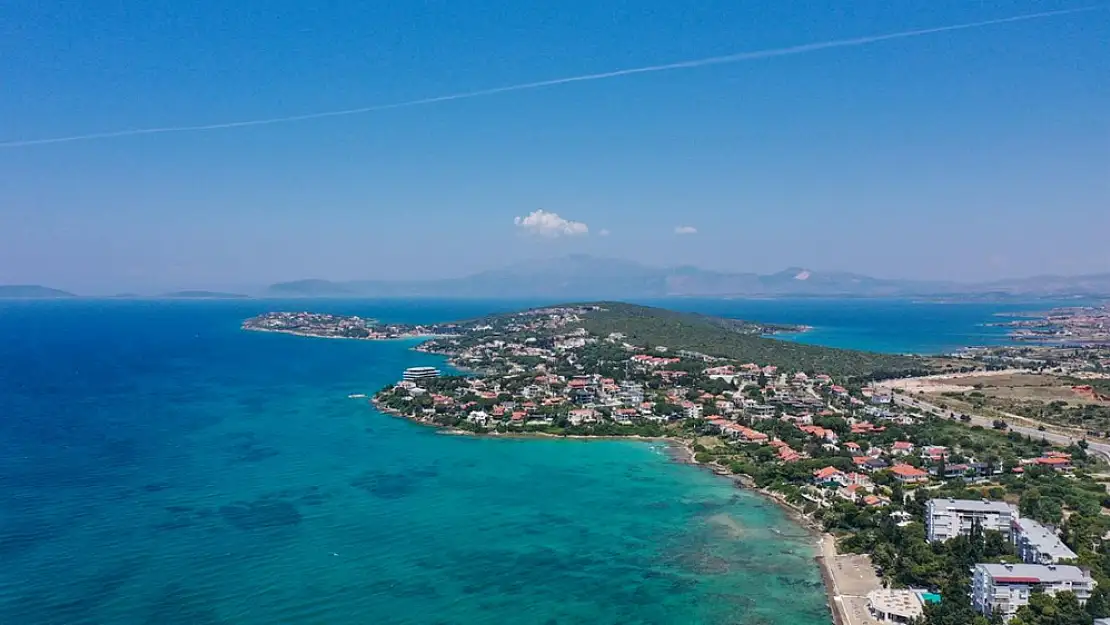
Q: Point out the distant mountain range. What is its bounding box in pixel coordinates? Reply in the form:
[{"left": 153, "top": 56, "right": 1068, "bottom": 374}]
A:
[
  {"left": 265, "top": 255, "right": 1110, "bottom": 299},
  {"left": 5, "top": 257, "right": 1108, "bottom": 300},
  {"left": 0, "top": 285, "right": 75, "bottom": 298},
  {"left": 0, "top": 287, "right": 248, "bottom": 300}
]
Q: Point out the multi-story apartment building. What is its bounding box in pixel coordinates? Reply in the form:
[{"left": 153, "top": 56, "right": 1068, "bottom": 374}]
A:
[
  {"left": 971, "top": 563, "right": 1094, "bottom": 621},
  {"left": 926, "top": 498, "right": 1017, "bottom": 542}
]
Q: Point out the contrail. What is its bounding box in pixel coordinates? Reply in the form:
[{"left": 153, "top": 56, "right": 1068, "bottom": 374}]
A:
[{"left": 1, "top": 6, "right": 1099, "bottom": 149}]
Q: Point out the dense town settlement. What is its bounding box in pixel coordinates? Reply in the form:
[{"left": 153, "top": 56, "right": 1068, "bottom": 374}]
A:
[{"left": 244, "top": 302, "right": 1110, "bottom": 625}]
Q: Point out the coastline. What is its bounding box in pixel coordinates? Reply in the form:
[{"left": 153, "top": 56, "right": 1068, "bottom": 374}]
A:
[
  {"left": 371, "top": 397, "right": 842, "bottom": 623},
  {"left": 372, "top": 396, "right": 825, "bottom": 534},
  {"left": 243, "top": 326, "right": 448, "bottom": 341}
]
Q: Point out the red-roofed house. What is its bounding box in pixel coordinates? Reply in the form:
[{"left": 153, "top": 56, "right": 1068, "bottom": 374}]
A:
[
  {"left": 851, "top": 422, "right": 884, "bottom": 435},
  {"left": 921, "top": 445, "right": 949, "bottom": 462},
  {"left": 613, "top": 408, "right": 639, "bottom": 424},
  {"left": 568, "top": 409, "right": 597, "bottom": 426},
  {"left": 813, "top": 466, "right": 848, "bottom": 486},
  {"left": 735, "top": 426, "right": 769, "bottom": 444},
  {"left": 1034, "top": 456, "right": 1073, "bottom": 471},
  {"left": 891, "top": 441, "right": 915, "bottom": 456},
  {"left": 890, "top": 464, "right": 929, "bottom": 484},
  {"left": 777, "top": 446, "right": 802, "bottom": 463}
]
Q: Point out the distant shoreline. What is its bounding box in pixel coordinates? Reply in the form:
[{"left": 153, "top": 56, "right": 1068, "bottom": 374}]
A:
[{"left": 242, "top": 326, "right": 447, "bottom": 341}]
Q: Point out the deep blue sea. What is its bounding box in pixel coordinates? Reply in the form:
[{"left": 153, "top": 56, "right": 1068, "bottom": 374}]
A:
[{"left": 0, "top": 297, "right": 1057, "bottom": 624}]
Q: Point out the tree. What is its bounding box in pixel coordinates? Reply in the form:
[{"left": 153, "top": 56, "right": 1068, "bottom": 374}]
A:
[
  {"left": 1086, "top": 585, "right": 1110, "bottom": 619},
  {"left": 1010, "top": 591, "right": 1092, "bottom": 625},
  {"left": 891, "top": 480, "right": 906, "bottom": 507}
]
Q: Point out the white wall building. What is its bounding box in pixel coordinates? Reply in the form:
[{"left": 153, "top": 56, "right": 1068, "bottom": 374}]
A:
[
  {"left": 926, "top": 498, "right": 1017, "bottom": 542},
  {"left": 1012, "top": 517, "right": 1078, "bottom": 564},
  {"left": 745, "top": 403, "right": 776, "bottom": 420},
  {"left": 971, "top": 563, "right": 1095, "bottom": 621},
  {"left": 866, "top": 589, "right": 924, "bottom": 624},
  {"left": 402, "top": 366, "right": 441, "bottom": 382}
]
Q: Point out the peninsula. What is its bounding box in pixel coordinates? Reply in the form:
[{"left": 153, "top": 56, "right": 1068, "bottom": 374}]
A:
[
  {"left": 248, "top": 302, "right": 1110, "bottom": 625},
  {"left": 242, "top": 311, "right": 462, "bottom": 339},
  {"left": 989, "top": 304, "right": 1110, "bottom": 346}
]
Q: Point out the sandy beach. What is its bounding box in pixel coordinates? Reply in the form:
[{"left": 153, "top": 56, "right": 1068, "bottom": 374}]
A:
[{"left": 817, "top": 535, "right": 882, "bottom": 625}]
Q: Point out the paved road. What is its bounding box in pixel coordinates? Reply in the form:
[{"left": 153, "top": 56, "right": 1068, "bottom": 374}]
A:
[{"left": 888, "top": 392, "right": 1110, "bottom": 463}]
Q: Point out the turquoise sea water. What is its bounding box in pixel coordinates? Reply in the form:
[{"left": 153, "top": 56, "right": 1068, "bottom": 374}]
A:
[
  {"left": 0, "top": 300, "right": 830, "bottom": 625},
  {"left": 649, "top": 298, "right": 1067, "bottom": 355}
]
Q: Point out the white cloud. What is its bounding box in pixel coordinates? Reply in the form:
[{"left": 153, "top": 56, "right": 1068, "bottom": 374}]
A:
[
  {"left": 514, "top": 209, "right": 589, "bottom": 237},
  {"left": 674, "top": 226, "right": 698, "bottom": 235},
  {"left": 598, "top": 229, "right": 610, "bottom": 237}
]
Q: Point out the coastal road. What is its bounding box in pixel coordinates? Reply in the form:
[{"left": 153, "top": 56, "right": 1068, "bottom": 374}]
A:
[{"left": 887, "top": 392, "right": 1110, "bottom": 463}]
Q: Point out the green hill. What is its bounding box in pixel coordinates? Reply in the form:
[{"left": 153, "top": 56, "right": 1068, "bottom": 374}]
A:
[{"left": 571, "top": 302, "right": 940, "bottom": 381}]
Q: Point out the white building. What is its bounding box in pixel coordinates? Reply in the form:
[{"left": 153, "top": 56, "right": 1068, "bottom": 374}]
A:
[
  {"left": 402, "top": 366, "right": 440, "bottom": 382},
  {"left": 745, "top": 403, "right": 776, "bottom": 420},
  {"left": 926, "top": 498, "right": 1018, "bottom": 543},
  {"left": 867, "top": 589, "right": 924, "bottom": 624},
  {"left": 466, "top": 410, "right": 492, "bottom": 427},
  {"left": 618, "top": 381, "right": 644, "bottom": 406},
  {"left": 1012, "top": 517, "right": 1077, "bottom": 564},
  {"left": 971, "top": 563, "right": 1095, "bottom": 621}
]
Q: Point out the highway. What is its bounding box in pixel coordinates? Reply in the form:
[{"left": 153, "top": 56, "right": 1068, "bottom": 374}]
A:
[{"left": 888, "top": 392, "right": 1110, "bottom": 463}]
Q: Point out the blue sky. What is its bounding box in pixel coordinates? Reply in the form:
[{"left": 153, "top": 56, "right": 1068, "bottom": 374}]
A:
[{"left": 1, "top": 0, "right": 1107, "bottom": 293}]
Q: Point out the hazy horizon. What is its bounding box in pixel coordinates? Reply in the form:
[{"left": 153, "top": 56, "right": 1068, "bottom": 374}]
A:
[
  {"left": 3, "top": 1, "right": 1107, "bottom": 293},
  {"left": 6, "top": 253, "right": 1110, "bottom": 297}
]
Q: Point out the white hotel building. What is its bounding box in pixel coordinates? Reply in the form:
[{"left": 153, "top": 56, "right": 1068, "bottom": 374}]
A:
[
  {"left": 402, "top": 366, "right": 441, "bottom": 382},
  {"left": 972, "top": 563, "right": 1095, "bottom": 621},
  {"left": 925, "top": 498, "right": 1018, "bottom": 542}
]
